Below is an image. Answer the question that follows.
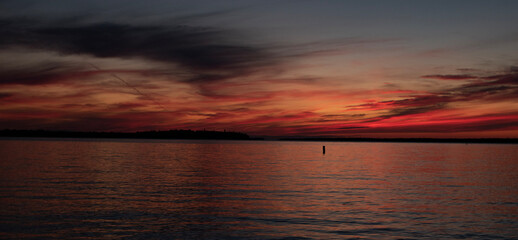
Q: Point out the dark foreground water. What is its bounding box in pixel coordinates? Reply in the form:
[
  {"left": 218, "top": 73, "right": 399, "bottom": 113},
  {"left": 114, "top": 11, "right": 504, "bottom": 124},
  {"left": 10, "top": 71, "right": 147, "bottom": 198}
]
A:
[{"left": 1, "top": 138, "right": 517, "bottom": 239}]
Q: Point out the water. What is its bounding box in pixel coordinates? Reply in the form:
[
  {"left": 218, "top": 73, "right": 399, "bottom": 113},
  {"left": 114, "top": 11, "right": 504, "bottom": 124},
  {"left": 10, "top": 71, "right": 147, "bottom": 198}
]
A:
[{"left": 1, "top": 138, "right": 517, "bottom": 239}]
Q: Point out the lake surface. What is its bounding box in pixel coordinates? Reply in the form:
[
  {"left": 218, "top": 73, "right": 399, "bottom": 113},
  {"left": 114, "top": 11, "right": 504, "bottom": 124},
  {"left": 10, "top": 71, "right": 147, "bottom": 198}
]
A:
[{"left": 1, "top": 138, "right": 517, "bottom": 239}]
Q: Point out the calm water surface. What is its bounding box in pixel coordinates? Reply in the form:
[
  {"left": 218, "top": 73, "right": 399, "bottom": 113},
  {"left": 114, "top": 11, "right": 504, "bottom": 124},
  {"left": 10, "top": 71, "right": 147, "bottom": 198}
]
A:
[{"left": 1, "top": 138, "right": 517, "bottom": 239}]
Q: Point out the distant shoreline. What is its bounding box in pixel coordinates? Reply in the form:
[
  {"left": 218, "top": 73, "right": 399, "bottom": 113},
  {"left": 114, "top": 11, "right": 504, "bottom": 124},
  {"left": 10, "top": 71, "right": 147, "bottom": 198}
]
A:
[{"left": 279, "top": 137, "right": 518, "bottom": 144}]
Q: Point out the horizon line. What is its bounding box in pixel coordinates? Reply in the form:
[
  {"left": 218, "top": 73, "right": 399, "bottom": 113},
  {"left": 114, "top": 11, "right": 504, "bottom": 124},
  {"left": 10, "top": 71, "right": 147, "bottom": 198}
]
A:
[{"left": 1, "top": 129, "right": 518, "bottom": 144}]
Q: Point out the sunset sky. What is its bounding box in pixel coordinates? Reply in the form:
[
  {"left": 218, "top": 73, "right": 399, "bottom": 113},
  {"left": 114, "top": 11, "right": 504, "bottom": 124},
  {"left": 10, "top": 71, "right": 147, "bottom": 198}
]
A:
[{"left": 1, "top": 0, "right": 518, "bottom": 138}]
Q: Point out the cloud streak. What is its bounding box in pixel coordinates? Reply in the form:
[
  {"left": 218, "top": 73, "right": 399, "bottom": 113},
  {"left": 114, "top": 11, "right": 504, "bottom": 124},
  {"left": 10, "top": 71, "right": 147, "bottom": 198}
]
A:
[
  {"left": 0, "top": 61, "right": 84, "bottom": 85},
  {"left": 421, "top": 74, "right": 476, "bottom": 80},
  {"left": 348, "top": 68, "right": 518, "bottom": 119}
]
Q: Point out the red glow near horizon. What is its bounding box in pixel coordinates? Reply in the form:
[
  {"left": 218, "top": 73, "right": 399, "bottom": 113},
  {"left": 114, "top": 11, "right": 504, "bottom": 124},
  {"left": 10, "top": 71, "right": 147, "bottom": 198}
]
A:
[{"left": 1, "top": 66, "right": 517, "bottom": 138}]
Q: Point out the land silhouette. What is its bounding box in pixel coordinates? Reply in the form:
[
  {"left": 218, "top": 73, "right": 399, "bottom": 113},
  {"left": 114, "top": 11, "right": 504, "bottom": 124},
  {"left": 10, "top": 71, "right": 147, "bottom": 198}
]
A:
[{"left": 280, "top": 137, "right": 518, "bottom": 144}]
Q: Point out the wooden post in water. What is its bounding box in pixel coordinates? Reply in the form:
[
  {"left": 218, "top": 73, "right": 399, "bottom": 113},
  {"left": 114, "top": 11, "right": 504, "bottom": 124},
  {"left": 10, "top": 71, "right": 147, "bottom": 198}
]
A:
[{"left": 323, "top": 145, "right": 326, "bottom": 154}]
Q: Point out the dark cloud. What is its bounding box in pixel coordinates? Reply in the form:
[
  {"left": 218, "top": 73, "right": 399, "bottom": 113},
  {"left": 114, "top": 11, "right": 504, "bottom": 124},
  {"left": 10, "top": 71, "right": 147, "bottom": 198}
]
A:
[
  {"left": 452, "top": 71, "right": 518, "bottom": 101},
  {"left": 0, "top": 62, "right": 84, "bottom": 85},
  {"left": 456, "top": 68, "right": 478, "bottom": 72},
  {"left": 388, "top": 95, "right": 451, "bottom": 108},
  {"left": 339, "top": 126, "right": 367, "bottom": 130},
  {"left": 0, "top": 18, "right": 274, "bottom": 84},
  {"left": 427, "top": 69, "right": 516, "bottom": 102},
  {"left": 382, "top": 103, "right": 446, "bottom": 119},
  {"left": 421, "top": 74, "right": 476, "bottom": 80},
  {"left": 0, "top": 61, "right": 166, "bottom": 86},
  {"left": 0, "top": 92, "right": 14, "bottom": 99},
  {"left": 347, "top": 68, "right": 518, "bottom": 122}
]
